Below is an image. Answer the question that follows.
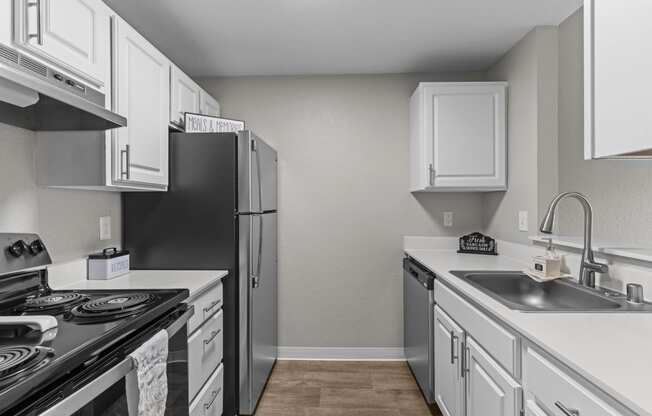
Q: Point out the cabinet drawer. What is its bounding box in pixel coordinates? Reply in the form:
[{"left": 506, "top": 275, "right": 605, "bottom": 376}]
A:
[
  {"left": 523, "top": 346, "right": 623, "bottom": 416},
  {"left": 189, "top": 310, "right": 224, "bottom": 401},
  {"left": 435, "top": 280, "right": 518, "bottom": 375},
  {"left": 190, "top": 364, "right": 224, "bottom": 416},
  {"left": 188, "top": 282, "right": 223, "bottom": 335}
]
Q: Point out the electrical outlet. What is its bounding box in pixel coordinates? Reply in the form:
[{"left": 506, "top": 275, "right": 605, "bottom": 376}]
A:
[
  {"left": 99, "top": 216, "right": 111, "bottom": 241},
  {"left": 518, "top": 211, "right": 528, "bottom": 232},
  {"left": 443, "top": 212, "right": 454, "bottom": 227}
]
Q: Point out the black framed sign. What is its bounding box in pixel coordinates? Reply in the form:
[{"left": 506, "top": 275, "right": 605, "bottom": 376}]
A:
[
  {"left": 457, "top": 232, "right": 498, "bottom": 255},
  {"left": 184, "top": 112, "right": 245, "bottom": 133}
]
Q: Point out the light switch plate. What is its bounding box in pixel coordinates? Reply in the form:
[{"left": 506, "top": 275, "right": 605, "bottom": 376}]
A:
[
  {"left": 99, "top": 216, "right": 111, "bottom": 241},
  {"left": 518, "top": 211, "right": 528, "bottom": 232},
  {"left": 443, "top": 212, "right": 454, "bottom": 227}
]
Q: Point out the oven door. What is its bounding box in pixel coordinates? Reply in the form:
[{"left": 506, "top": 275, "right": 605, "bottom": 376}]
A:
[{"left": 36, "top": 306, "right": 192, "bottom": 416}]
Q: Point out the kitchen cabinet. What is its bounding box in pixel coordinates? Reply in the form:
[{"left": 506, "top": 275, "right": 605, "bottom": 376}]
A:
[
  {"left": 409, "top": 82, "right": 507, "bottom": 192},
  {"left": 13, "top": 0, "right": 111, "bottom": 88},
  {"left": 112, "top": 16, "right": 170, "bottom": 188},
  {"left": 187, "top": 281, "right": 224, "bottom": 412},
  {"left": 434, "top": 281, "right": 522, "bottom": 416},
  {"left": 190, "top": 364, "right": 224, "bottom": 416},
  {"left": 434, "top": 306, "right": 465, "bottom": 416},
  {"left": 465, "top": 337, "right": 520, "bottom": 416},
  {"left": 170, "top": 66, "right": 221, "bottom": 128},
  {"left": 523, "top": 345, "right": 624, "bottom": 416},
  {"left": 584, "top": 0, "right": 652, "bottom": 159},
  {"left": 170, "top": 64, "right": 201, "bottom": 127},
  {"left": 35, "top": 15, "right": 171, "bottom": 191},
  {"left": 200, "top": 88, "right": 221, "bottom": 117}
]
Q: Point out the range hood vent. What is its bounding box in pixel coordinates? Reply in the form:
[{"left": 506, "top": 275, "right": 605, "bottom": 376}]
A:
[{"left": 0, "top": 44, "right": 126, "bottom": 131}]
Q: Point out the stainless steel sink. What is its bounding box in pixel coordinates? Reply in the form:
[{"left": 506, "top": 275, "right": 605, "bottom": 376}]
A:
[{"left": 449, "top": 271, "right": 652, "bottom": 312}]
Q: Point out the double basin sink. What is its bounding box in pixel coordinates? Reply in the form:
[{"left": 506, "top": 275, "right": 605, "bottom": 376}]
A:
[{"left": 450, "top": 271, "right": 652, "bottom": 312}]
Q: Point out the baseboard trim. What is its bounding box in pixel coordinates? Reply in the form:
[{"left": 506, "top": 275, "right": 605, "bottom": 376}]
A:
[{"left": 277, "top": 347, "right": 405, "bottom": 361}]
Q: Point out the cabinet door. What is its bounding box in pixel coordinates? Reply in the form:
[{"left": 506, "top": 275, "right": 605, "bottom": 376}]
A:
[
  {"left": 434, "top": 306, "right": 465, "bottom": 416},
  {"left": 170, "top": 65, "right": 201, "bottom": 127},
  {"left": 200, "top": 89, "right": 220, "bottom": 117},
  {"left": 465, "top": 337, "right": 521, "bottom": 416},
  {"left": 113, "top": 17, "right": 170, "bottom": 188},
  {"left": 423, "top": 83, "right": 506, "bottom": 190},
  {"left": 14, "top": 0, "right": 110, "bottom": 87},
  {"left": 584, "top": 0, "right": 652, "bottom": 158},
  {"left": 523, "top": 345, "right": 624, "bottom": 416}
]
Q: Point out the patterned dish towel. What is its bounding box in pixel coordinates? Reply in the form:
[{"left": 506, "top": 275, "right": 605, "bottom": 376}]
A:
[{"left": 126, "top": 330, "right": 169, "bottom": 416}]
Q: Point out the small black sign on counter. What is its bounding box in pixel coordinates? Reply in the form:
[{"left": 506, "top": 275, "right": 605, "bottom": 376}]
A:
[{"left": 458, "top": 232, "right": 498, "bottom": 255}]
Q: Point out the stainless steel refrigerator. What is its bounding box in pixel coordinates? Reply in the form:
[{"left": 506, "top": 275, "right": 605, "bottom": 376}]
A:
[{"left": 123, "top": 130, "right": 278, "bottom": 416}]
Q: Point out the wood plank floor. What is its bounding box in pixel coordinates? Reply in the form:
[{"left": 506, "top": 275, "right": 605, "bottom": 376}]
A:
[{"left": 254, "top": 361, "right": 443, "bottom": 416}]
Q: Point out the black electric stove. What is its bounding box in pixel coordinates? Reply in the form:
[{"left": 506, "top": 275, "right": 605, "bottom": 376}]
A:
[{"left": 0, "top": 233, "right": 190, "bottom": 416}]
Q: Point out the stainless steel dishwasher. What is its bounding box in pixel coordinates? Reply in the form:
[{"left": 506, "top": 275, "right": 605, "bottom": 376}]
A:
[{"left": 403, "top": 256, "right": 435, "bottom": 403}]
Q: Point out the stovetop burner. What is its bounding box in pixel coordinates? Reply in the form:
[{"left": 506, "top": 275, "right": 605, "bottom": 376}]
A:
[
  {"left": 16, "top": 293, "right": 87, "bottom": 314},
  {"left": 0, "top": 346, "right": 53, "bottom": 383},
  {"left": 67, "top": 293, "right": 156, "bottom": 323}
]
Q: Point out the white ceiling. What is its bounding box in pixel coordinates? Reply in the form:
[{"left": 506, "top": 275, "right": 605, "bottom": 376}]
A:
[{"left": 103, "top": 0, "right": 582, "bottom": 77}]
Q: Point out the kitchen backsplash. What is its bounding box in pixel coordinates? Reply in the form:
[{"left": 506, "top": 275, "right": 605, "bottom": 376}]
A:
[{"left": 0, "top": 122, "right": 121, "bottom": 263}]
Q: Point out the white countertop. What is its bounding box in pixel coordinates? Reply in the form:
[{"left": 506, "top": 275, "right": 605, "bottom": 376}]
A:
[
  {"left": 406, "top": 248, "right": 652, "bottom": 416},
  {"left": 57, "top": 270, "right": 228, "bottom": 303}
]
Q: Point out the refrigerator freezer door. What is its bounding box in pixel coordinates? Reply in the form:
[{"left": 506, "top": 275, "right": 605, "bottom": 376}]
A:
[
  {"left": 238, "top": 212, "right": 278, "bottom": 415},
  {"left": 238, "top": 131, "right": 278, "bottom": 213}
]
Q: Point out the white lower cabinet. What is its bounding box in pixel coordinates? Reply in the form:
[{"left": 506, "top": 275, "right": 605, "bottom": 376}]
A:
[
  {"left": 189, "top": 309, "right": 223, "bottom": 401},
  {"left": 434, "top": 303, "right": 520, "bottom": 416},
  {"left": 523, "top": 345, "right": 624, "bottom": 416},
  {"left": 190, "top": 364, "right": 224, "bottom": 416},
  {"left": 187, "top": 282, "right": 224, "bottom": 415},
  {"left": 465, "top": 337, "right": 520, "bottom": 416},
  {"left": 432, "top": 278, "right": 634, "bottom": 416},
  {"left": 434, "top": 306, "right": 465, "bottom": 416}
]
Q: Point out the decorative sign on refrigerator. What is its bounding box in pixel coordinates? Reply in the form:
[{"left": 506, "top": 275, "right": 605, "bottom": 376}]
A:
[{"left": 184, "top": 112, "right": 245, "bottom": 133}]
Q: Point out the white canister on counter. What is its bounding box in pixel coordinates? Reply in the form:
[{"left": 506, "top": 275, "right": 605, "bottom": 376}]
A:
[{"left": 88, "top": 248, "right": 130, "bottom": 280}]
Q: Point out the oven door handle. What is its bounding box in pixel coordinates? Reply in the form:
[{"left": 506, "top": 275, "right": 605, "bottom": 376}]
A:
[
  {"left": 166, "top": 305, "right": 194, "bottom": 337},
  {"left": 38, "top": 306, "right": 194, "bottom": 416}
]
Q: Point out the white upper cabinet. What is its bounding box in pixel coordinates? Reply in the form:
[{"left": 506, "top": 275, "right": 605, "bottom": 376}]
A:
[
  {"left": 584, "top": 0, "right": 652, "bottom": 158},
  {"left": 13, "top": 0, "right": 111, "bottom": 88},
  {"left": 410, "top": 82, "right": 507, "bottom": 192},
  {"left": 200, "top": 88, "right": 220, "bottom": 117},
  {"left": 170, "top": 64, "right": 201, "bottom": 127},
  {"left": 112, "top": 16, "right": 170, "bottom": 188}
]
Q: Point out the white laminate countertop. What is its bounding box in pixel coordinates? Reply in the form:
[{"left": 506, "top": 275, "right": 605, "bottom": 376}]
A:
[
  {"left": 56, "top": 270, "right": 228, "bottom": 303},
  {"left": 405, "top": 248, "right": 652, "bottom": 416}
]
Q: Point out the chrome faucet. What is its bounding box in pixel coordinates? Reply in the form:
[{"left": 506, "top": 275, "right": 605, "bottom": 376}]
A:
[{"left": 539, "top": 192, "right": 608, "bottom": 288}]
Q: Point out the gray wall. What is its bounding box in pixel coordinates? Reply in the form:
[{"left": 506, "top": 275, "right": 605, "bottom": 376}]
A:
[
  {"left": 483, "top": 27, "right": 559, "bottom": 244},
  {"left": 557, "top": 10, "right": 652, "bottom": 245},
  {"left": 0, "top": 123, "right": 121, "bottom": 263},
  {"left": 200, "top": 73, "right": 486, "bottom": 348}
]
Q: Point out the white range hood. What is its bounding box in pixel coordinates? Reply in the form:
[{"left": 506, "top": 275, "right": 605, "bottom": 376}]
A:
[{"left": 0, "top": 43, "right": 126, "bottom": 131}]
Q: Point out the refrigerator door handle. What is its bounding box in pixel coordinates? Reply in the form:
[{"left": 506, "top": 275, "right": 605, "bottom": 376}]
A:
[
  {"left": 254, "top": 138, "right": 264, "bottom": 213},
  {"left": 257, "top": 214, "right": 263, "bottom": 282},
  {"left": 250, "top": 214, "right": 263, "bottom": 289}
]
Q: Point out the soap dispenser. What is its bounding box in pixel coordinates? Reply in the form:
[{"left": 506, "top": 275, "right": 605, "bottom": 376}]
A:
[{"left": 532, "top": 239, "right": 562, "bottom": 277}]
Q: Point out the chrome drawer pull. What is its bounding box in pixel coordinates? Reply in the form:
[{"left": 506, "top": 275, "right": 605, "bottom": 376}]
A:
[
  {"left": 27, "top": 0, "right": 43, "bottom": 45},
  {"left": 450, "top": 331, "right": 458, "bottom": 364},
  {"left": 555, "top": 401, "right": 579, "bottom": 416},
  {"left": 203, "top": 329, "right": 221, "bottom": 346},
  {"left": 203, "top": 300, "right": 221, "bottom": 314},
  {"left": 204, "top": 387, "right": 222, "bottom": 410}
]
